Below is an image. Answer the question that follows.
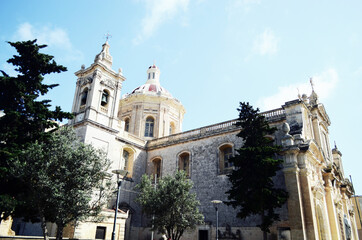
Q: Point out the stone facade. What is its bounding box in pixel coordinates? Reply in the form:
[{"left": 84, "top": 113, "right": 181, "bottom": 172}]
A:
[
  {"left": 67, "top": 42, "right": 360, "bottom": 240},
  {"left": 4, "top": 42, "right": 357, "bottom": 240}
]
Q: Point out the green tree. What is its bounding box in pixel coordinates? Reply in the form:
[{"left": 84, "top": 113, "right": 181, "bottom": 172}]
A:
[
  {"left": 14, "top": 127, "right": 111, "bottom": 240},
  {"left": 226, "top": 102, "right": 288, "bottom": 240},
  {"left": 136, "top": 171, "right": 204, "bottom": 240},
  {"left": 0, "top": 40, "right": 72, "bottom": 218}
]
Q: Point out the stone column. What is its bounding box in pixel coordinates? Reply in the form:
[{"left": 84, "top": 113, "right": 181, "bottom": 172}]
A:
[
  {"left": 323, "top": 172, "right": 341, "bottom": 239},
  {"left": 281, "top": 122, "right": 307, "bottom": 239},
  {"left": 283, "top": 147, "right": 307, "bottom": 240},
  {"left": 299, "top": 166, "right": 318, "bottom": 240}
]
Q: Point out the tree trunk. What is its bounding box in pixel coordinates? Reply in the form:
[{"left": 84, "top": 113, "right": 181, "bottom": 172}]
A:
[
  {"left": 40, "top": 216, "right": 49, "bottom": 240},
  {"left": 56, "top": 222, "right": 64, "bottom": 240}
]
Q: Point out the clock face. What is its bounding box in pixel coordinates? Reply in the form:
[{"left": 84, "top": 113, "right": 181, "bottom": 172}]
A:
[{"left": 76, "top": 113, "right": 84, "bottom": 122}]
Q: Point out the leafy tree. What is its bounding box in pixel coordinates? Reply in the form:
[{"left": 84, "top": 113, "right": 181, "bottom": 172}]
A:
[
  {"left": 136, "top": 171, "right": 204, "bottom": 240},
  {"left": 14, "top": 126, "right": 111, "bottom": 240},
  {"left": 0, "top": 40, "right": 72, "bottom": 218},
  {"left": 226, "top": 102, "right": 288, "bottom": 240}
]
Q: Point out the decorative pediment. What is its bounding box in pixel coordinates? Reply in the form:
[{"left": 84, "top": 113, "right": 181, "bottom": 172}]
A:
[
  {"left": 317, "top": 104, "right": 331, "bottom": 125},
  {"left": 308, "top": 140, "right": 327, "bottom": 165}
]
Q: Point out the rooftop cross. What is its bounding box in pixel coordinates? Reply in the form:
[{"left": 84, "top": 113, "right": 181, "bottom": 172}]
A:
[{"left": 105, "top": 33, "right": 112, "bottom": 42}]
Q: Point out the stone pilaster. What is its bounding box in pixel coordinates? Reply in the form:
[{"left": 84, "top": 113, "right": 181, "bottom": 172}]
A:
[
  {"left": 299, "top": 166, "right": 317, "bottom": 240},
  {"left": 323, "top": 172, "right": 341, "bottom": 239},
  {"left": 282, "top": 147, "right": 307, "bottom": 240}
]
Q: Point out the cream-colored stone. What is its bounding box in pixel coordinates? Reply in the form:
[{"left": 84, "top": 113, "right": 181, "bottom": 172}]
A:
[{"left": 55, "top": 42, "right": 360, "bottom": 240}]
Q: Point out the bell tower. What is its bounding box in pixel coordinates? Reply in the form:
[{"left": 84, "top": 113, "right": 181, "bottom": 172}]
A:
[{"left": 70, "top": 41, "right": 125, "bottom": 130}]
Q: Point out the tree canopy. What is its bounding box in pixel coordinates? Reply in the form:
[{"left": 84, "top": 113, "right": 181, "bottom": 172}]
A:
[
  {"left": 136, "top": 171, "right": 204, "bottom": 240},
  {"left": 15, "top": 127, "right": 111, "bottom": 240},
  {"left": 0, "top": 40, "right": 72, "bottom": 219},
  {"left": 226, "top": 102, "right": 288, "bottom": 239}
]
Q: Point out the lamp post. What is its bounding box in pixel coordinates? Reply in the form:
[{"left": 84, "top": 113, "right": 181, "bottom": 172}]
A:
[
  {"left": 211, "top": 200, "right": 222, "bottom": 240},
  {"left": 111, "top": 169, "right": 128, "bottom": 240}
]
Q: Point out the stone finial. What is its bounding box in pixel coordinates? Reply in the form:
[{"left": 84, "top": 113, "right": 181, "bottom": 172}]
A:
[
  {"left": 310, "top": 77, "right": 315, "bottom": 91},
  {"left": 282, "top": 122, "right": 294, "bottom": 146},
  {"left": 282, "top": 122, "right": 290, "bottom": 134},
  {"left": 81, "top": 64, "right": 85, "bottom": 70},
  {"left": 302, "top": 94, "right": 308, "bottom": 104},
  {"left": 309, "top": 77, "right": 319, "bottom": 105},
  {"left": 118, "top": 68, "right": 123, "bottom": 76}
]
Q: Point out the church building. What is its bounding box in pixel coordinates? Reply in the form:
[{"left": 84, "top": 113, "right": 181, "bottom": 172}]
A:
[{"left": 67, "top": 41, "right": 359, "bottom": 240}]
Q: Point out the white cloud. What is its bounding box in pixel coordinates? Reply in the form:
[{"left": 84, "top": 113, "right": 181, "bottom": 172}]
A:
[
  {"left": 133, "top": 0, "right": 189, "bottom": 44},
  {"left": 13, "top": 22, "right": 83, "bottom": 62},
  {"left": 253, "top": 28, "right": 279, "bottom": 56},
  {"left": 15, "top": 22, "right": 72, "bottom": 50},
  {"left": 257, "top": 68, "right": 339, "bottom": 111},
  {"left": 226, "top": 0, "right": 261, "bottom": 16}
]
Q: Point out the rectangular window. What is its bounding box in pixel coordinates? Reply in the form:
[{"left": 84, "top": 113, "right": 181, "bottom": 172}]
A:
[
  {"left": 153, "top": 72, "right": 155, "bottom": 79},
  {"left": 95, "top": 226, "right": 106, "bottom": 240}
]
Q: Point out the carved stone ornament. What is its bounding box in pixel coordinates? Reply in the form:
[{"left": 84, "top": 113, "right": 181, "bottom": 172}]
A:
[
  {"left": 77, "top": 76, "right": 93, "bottom": 86},
  {"left": 93, "top": 69, "right": 102, "bottom": 79},
  {"left": 101, "top": 79, "right": 116, "bottom": 89}
]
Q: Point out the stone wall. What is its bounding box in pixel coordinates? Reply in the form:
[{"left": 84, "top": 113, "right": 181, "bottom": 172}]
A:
[{"left": 143, "top": 129, "right": 289, "bottom": 239}]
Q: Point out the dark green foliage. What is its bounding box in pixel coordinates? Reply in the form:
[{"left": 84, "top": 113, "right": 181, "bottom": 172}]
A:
[
  {"left": 16, "top": 127, "right": 111, "bottom": 240},
  {"left": 226, "top": 102, "right": 288, "bottom": 236},
  {"left": 136, "top": 171, "right": 204, "bottom": 240},
  {"left": 0, "top": 40, "right": 73, "bottom": 219}
]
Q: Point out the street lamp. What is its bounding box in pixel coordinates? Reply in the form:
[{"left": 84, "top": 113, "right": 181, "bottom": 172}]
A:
[
  {"left": 111, "top": 169, "right": 128, "bottom": 240},
  {"left": 211, "top": 200, "right": 222, "bottom": 240}
]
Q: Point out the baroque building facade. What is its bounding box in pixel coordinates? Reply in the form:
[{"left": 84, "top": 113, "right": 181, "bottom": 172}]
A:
[{"left": 66, "top": 42, "right": 359, "bottom": 240}]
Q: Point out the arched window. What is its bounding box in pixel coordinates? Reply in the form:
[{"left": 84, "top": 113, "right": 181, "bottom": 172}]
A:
[
  {"left": 219, "top": 144, "right": 233, "bottom": 174},
  {"left": 123, "top": 150, "right": 129, "bottom": 170},
  {"left": 124, "top": 118, "right": 130, "bottom": 132},
  {"left": 80, "top": 88, "right": 88, "bottom": 106},
  {"left": 122, "top": 148, "right": 134, "bottom": 177},
  {"left": 152, "top": 158, "right": 161, "bottom": 181},
  {"left": 145, "top": 117, "right": 154, "bottom": 137},
  {"left": 179, "top": 152, "right": 190, "bottom": 177},
  {"left": 101, "top": 90, "right": 109, "bottom": 107},
  {"left": 169, "top": 122, "right": 175, "bottom": 135}
]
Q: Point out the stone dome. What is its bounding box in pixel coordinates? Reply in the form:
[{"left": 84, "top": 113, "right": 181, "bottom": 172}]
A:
[
  {"left": 123, "top": 64, "right": 177, "bottom": 100},
  {"left": 130, "top": 83, "right": 173, "bottom": 98}
]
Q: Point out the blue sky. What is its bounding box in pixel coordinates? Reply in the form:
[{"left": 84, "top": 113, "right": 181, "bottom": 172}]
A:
[{"left": 1, "top": 0, "right": 362, "bottom": 194}]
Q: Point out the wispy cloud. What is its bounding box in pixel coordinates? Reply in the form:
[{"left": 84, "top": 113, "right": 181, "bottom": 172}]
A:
[
  {"left": 133, "top": 0, "right": 189, "bottom": 44},
  {"left": 226, "top": 0, "right": 261, "bottom": 16},
  {"left": 253, "top": 28, "right": 279, "bottom": 56},
  {"left": 257, "top": 68, "right": 339, "bottom": 110},
  {"left": 13, "top": 22, "right": 83, "bottom": 62},
  {"left": 15, "top": 22, "right": 72, "bottom": 49}
]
